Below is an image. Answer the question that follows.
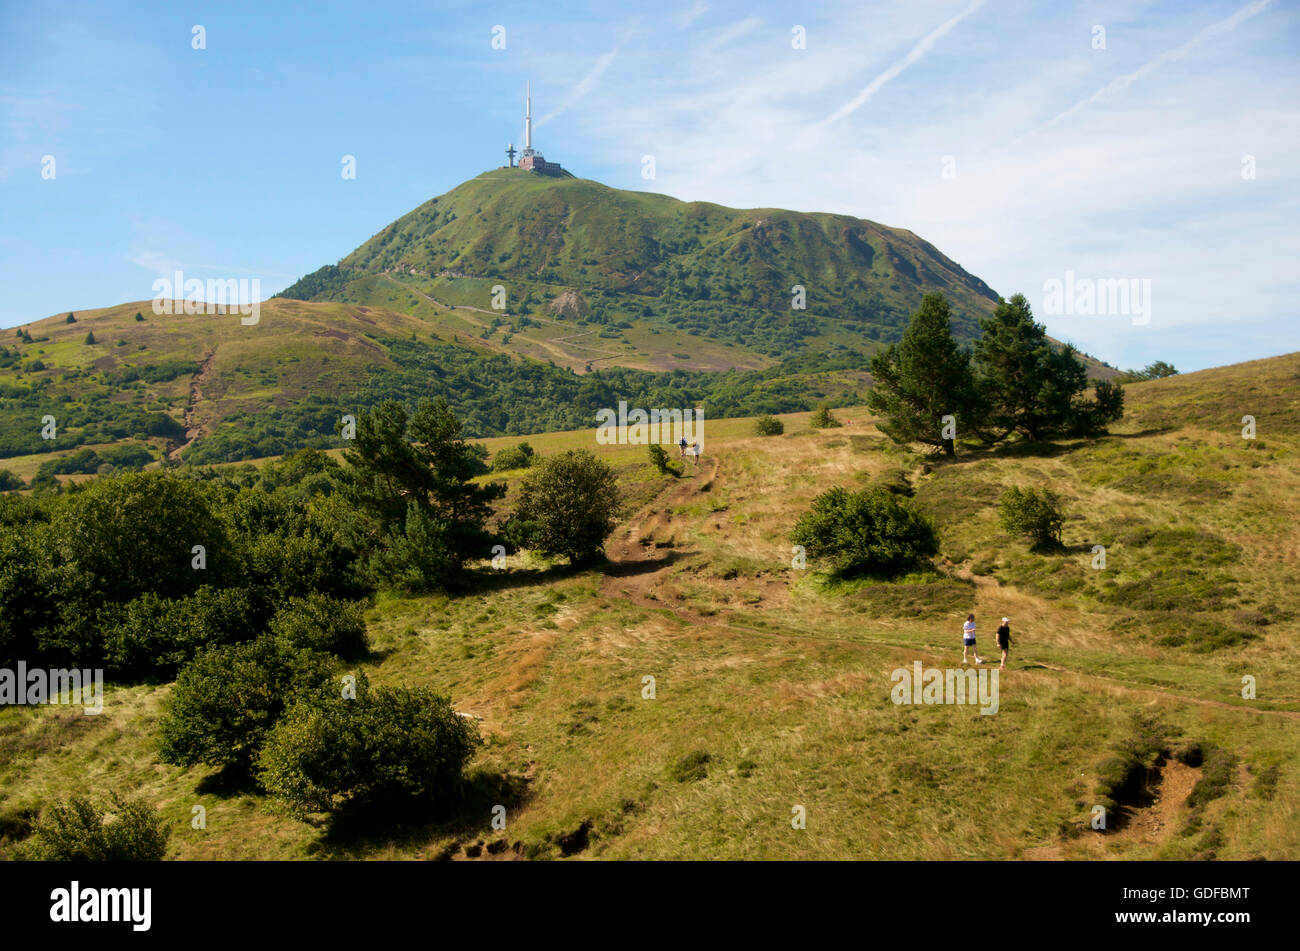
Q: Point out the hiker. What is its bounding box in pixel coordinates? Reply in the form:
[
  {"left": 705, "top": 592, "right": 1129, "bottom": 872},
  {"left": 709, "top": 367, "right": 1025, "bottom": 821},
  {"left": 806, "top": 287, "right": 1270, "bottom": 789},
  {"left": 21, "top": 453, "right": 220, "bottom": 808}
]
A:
[
  {"left": 996, "top": 616, "right": 1012, "bottom": 670},
  {"left": 962, "top": 613, "right": 983, "bottom": 665},
  {"left": 679, "top": 436, "right": 688, "bottom": 458},
  {"left": 691, "top": 441, "right": 702, "bottom": 466}
]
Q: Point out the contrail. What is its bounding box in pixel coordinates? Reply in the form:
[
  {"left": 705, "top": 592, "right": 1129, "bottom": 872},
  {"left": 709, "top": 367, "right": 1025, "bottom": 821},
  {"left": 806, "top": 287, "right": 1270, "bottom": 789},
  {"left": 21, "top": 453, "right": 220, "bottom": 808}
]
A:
[
  {"left": 820, "top": 0, "right": 986, "bottom": 126},
  {"left": 537, "top": 48, "right": 620, "bottom": 127},
  {"left": 1020, "top": 0, "right": 1275, "bottom": 142}
]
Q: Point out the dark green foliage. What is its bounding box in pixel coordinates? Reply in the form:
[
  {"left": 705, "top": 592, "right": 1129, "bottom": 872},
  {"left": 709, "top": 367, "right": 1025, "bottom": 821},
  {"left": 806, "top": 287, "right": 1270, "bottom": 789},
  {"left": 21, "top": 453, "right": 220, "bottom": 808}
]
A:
[
  {"left": 27, "top": 794, "right": 169, "bottom": 861},
  {"left": 257, "top": 674, "right": 481, "bottom": 814},
  {"left": 669, "top": 750, "right": 711, "bottom": 783},
  {"left": 158, "top": 636, "right": 336, "bottom": 775},
  {"left": 791, "top": 486, "right": 939, "bottom": 577},
  {"left": 269, "top": 594, "right": 370, "bottom": 659},
  {"left": 343, "top": 398, "right": 504, "bottom": 591},
  {"left": 809, "top": 404, "right": 842, "bottom": 429},
  {"left": 753, "top": 414, "right": 784, "bottom": 436},
  {"left": 973, "top": 294, "right": 1121, "bottom": 440},
  {"left": 102, "top": 586, "right": 261, "bottom": 679},
  {"left": 134, "top": 311, "right": 145, "bottom": 322},
  {"left": 0, "top": 469, "right": 22, "bottom": 490},
  {"left": 65, "top": 313, "right": 76, "bottom": 323},
  {"left": 34, "top": 443, "right": 154, "bottom": 479},
  {"left": 868, "top": 292, "right": 981, "bottom": 455},
  {"left": 507, "top": 449, "right": 622, "bottom": 564},
  {"left": 83, "top": 331, "right": 95, "bottom": 344},
  {"left": 998, "top": 486, "right": 1064, "bottom": 549},
  {"left": 647, "top": 443, "right": 678, "bottom": 476},
  {"left": 272, "top": 264, "right": 350, "bottom": 302},
  {"left": 1115, "top": 360, "right": 1179, "bottom": 383},
  {"left": 491, "top": 441, "right": 535, "bottom": 471}
]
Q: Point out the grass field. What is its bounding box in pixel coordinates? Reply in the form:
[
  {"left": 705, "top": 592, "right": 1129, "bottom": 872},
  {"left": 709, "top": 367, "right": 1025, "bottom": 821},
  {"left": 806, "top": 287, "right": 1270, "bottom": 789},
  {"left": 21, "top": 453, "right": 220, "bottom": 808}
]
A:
[{"left": 1, "top": 354, "right": 1297, "bottom": 860}]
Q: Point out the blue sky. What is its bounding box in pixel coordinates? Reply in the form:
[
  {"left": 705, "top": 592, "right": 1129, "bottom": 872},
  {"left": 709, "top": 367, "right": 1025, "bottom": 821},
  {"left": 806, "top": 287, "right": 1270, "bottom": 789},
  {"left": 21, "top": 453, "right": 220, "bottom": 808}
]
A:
[{"left": 1, "top": 0, "right": 1296, "bottom": 372}]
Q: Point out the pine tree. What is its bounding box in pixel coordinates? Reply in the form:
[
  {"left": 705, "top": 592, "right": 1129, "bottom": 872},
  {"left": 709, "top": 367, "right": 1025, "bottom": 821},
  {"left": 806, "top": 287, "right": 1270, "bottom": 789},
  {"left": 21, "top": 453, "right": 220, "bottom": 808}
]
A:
[
  {"left": 84, "top": 330, "right": 96, "bottom": 345},
  {"left": 973, "top": 294, "right": 1079, "bottom": 441},
  {"left": 867, "top": 292, "right": 979, "bottom": 456}
]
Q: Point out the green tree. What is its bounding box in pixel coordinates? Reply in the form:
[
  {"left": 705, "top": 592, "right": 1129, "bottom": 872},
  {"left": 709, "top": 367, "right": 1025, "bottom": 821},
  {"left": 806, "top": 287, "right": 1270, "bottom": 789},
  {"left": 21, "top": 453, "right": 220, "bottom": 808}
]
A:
[
  {"left": 867, "top": 292, "right": 980, "bottom": 456},
  {"left": 973, "top": 294, "right": 1087, "bottom": 441},
  {"left": 998, "top": 486, "right": 1064, "bottom": 550},
  {"left": 83, "top": 330, "right": 96, "bottom": 344},
  {"left": 508, "top": 449, "right": 621, "bottom": 563},
  {"left": 808, "top": 404, "right": 842, "bottom": 429},
  {"left": 790, "top": 486, "right": 939, "bottom": 577},
  {"left": 27, "top": 794, "right": 169, "bottom": 861},
  {"left": 257, "top": 674, "right": 480, "bottom": 814},
  {"left": 753, "top": 415, "right": 784, "bottom": 436},
  {"left": 158, "top": 636, "right": 336, "bottom": 775},
  {"left": 647, "top": 443, "right": 678, "bottom": 476},
  {"left": 343, "top": 398, "right": 504, "bottom": 588}
]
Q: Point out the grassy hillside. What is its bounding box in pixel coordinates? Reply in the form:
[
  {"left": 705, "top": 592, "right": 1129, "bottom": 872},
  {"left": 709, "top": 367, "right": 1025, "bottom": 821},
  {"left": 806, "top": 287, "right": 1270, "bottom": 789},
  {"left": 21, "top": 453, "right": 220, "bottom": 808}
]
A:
[
  {"left": 3, "top": 353, "right": 1295, "bottom": 860},
  {"left": 0, "top": 298, "right": 876, "bottom": 472},
  {"left": 280, "top": 168, "right": 1002, "bottom": 358}
]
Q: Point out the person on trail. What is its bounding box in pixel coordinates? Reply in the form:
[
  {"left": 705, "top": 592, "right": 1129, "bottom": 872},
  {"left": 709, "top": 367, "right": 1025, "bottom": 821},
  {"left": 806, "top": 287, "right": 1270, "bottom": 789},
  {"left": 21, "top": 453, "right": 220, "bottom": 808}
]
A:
[
  {"left": 692, "top": 441, "right": 702, "bottom": 466},
  {"left": 962, "top": 613, "right": 983, "bottom": 665},
  {"left": 679, "top": 436, "right": 688, "bottom": 458},
  {"left": 996, "top": 617, "right": 1012, "bottom": 670}
]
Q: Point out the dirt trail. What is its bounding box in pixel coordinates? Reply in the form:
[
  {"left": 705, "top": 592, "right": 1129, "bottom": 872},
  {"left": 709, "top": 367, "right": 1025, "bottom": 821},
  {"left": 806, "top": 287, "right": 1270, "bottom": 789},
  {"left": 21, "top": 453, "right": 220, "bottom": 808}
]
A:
[
  {"left": 168, "top": 347, "right": 216, "bottom": 460},
  {"left": 384, "top": 276, "right": 622, "bottom": 368},
  {"left": 597, "top": 458, "right": 1300, "bottom": 720}
]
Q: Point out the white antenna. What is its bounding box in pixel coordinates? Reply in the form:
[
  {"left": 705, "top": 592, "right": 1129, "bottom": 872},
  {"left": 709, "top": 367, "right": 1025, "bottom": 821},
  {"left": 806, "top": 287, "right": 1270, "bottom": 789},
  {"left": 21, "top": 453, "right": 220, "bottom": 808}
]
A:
[{"left": 525, "top": 81, "right": 533, "bottom": 150}]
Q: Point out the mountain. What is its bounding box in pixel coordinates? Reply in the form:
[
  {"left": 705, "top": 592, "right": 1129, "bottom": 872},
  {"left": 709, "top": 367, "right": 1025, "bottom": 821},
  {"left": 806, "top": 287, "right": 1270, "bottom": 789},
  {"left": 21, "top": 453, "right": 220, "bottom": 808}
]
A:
[
  {"left": 2, "top": 170, "right": 1117, "bottom": 471},
  {"left": 278, "top": 168, "right": 1003, "bottom": 368}
]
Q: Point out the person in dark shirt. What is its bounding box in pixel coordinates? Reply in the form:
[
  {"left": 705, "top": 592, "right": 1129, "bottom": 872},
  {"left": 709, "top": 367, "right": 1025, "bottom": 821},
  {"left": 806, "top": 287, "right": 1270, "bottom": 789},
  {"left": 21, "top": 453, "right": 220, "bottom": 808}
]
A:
[{"left": 996, "top": 617, "right": 1012, "bottom": 670}]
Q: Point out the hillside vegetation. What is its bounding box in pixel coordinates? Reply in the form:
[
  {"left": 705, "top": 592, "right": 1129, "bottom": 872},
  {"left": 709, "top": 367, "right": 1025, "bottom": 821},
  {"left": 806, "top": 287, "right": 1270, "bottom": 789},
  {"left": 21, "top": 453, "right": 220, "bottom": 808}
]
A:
[{"left": 2, "top": 353, "right": 1296, "bottom": 860}]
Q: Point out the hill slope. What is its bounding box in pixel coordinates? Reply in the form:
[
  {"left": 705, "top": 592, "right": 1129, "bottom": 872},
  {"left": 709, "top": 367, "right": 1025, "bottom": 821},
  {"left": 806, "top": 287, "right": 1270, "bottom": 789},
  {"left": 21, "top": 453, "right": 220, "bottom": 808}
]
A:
[
  {"left": 280, "top": 168, "right": 1002, "bottom": 364},
  {"left": 2, "top": 353, "right": 1296, "bottom": 860}
]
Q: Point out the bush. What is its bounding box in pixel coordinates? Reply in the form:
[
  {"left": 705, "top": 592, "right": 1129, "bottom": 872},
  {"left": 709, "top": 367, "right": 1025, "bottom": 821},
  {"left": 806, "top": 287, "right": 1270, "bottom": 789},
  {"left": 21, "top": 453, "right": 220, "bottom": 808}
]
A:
[
  {"left": 0, "top": 469, "right": 23, "bottom": 491},
  {"left": 491, "top": 442, "right": 535, "bottom": 472},
  {"left": 753, "top": 415, "right": 784, "bottom": 436},
  {"left": 508, "top": 449, "right": 622, "bottom": 564},
  {"left": 102, "top": 586, "right": 261, "bottom": 680},
  {"left": 158, "top": 635, "right": 336, "bottom": 775},
  {"left": 790, "top": 486, "right": 939, "bottom": 577},
  {"left": 269, "top": 594, "right": 369, "bottom": 659},
  {"left": 808, "top": 404, "right": 842, "bottom": 429},
  {"left": 998, "top": 486, "right": 1064, "bottom": 549},
  {"left": 257, "top": 675, "right": 480, "bottom": 814},
  {"left": 647, "top": 443, "right": 678, "bottom": 476},
  {"left": 27, "top": 794, "right": 169, "bottom": 861}
]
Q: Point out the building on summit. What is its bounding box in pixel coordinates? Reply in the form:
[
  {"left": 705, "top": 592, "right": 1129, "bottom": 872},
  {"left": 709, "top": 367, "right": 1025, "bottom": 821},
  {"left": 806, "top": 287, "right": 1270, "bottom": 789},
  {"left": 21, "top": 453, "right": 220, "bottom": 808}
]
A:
[{"left": 504, "top": 82, "right": 567, "bottom": 176}]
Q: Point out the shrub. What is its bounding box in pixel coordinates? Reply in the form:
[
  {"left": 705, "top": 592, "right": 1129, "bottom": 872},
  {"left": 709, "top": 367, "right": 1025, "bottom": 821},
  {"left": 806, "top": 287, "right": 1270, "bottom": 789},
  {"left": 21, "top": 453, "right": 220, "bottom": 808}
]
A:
[
  {"left": 808, "top": 404, "right": 842, "bottom": 429},
  {"left": 269, "top": 594, "right": 369, "bottom": 659},
  {"left": 84, "top": 331, "right": 96, "bottom": 344},
  {"left": 790, "top": 486, "right": 939, "bottom": 577},
  {"left": 257, "top": 675, "right": 480, "bottom": 814},
  {"left": 27, "top": 794, "right": 169, "bottom": 861},
  {"left": 998, "top": 486, "right": 1064, "bottom": 549},
  {"left": 508, "top": 449, "right": 621, "bottom": 564},
  {"left": 0, "top": 469, "right": 23, "bottom": 491},
  {"left": 647, "top": 443, "right": 678, "bottom": 476},
  {"left": 102, "top": 586, "right": 261, "bottom": 680},
  {"left": 491, "top": 442, "right": 535, "bottom": 472},
  {"left": 753, "top": 415, "right": 784, "bottom": 436},
  {"left": 158, "top": 635, "right": 336, "bottom": 775},
  {"left": 669, "top": 750, "right": 711, "bottom": 783}
]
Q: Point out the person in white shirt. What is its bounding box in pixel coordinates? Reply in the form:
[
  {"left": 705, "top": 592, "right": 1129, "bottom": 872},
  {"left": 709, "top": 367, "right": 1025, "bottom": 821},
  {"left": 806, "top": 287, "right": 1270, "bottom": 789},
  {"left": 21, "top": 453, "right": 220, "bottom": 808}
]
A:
[{"left": 962, "top": 613, "right": 983, "bottom": 665}]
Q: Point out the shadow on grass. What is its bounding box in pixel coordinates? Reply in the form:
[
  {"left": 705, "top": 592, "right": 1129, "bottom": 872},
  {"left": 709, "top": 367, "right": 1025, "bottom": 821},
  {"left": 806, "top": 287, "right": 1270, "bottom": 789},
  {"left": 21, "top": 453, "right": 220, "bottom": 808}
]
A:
[
  {"left": 601, "top": 551, "right": 685, "bottom": 579},
  {"left": 308, "top": 768, "right": 533, "bottom": 859},
  {"left": 195, "top": 765, "right": 262, "bottom": 799}
]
